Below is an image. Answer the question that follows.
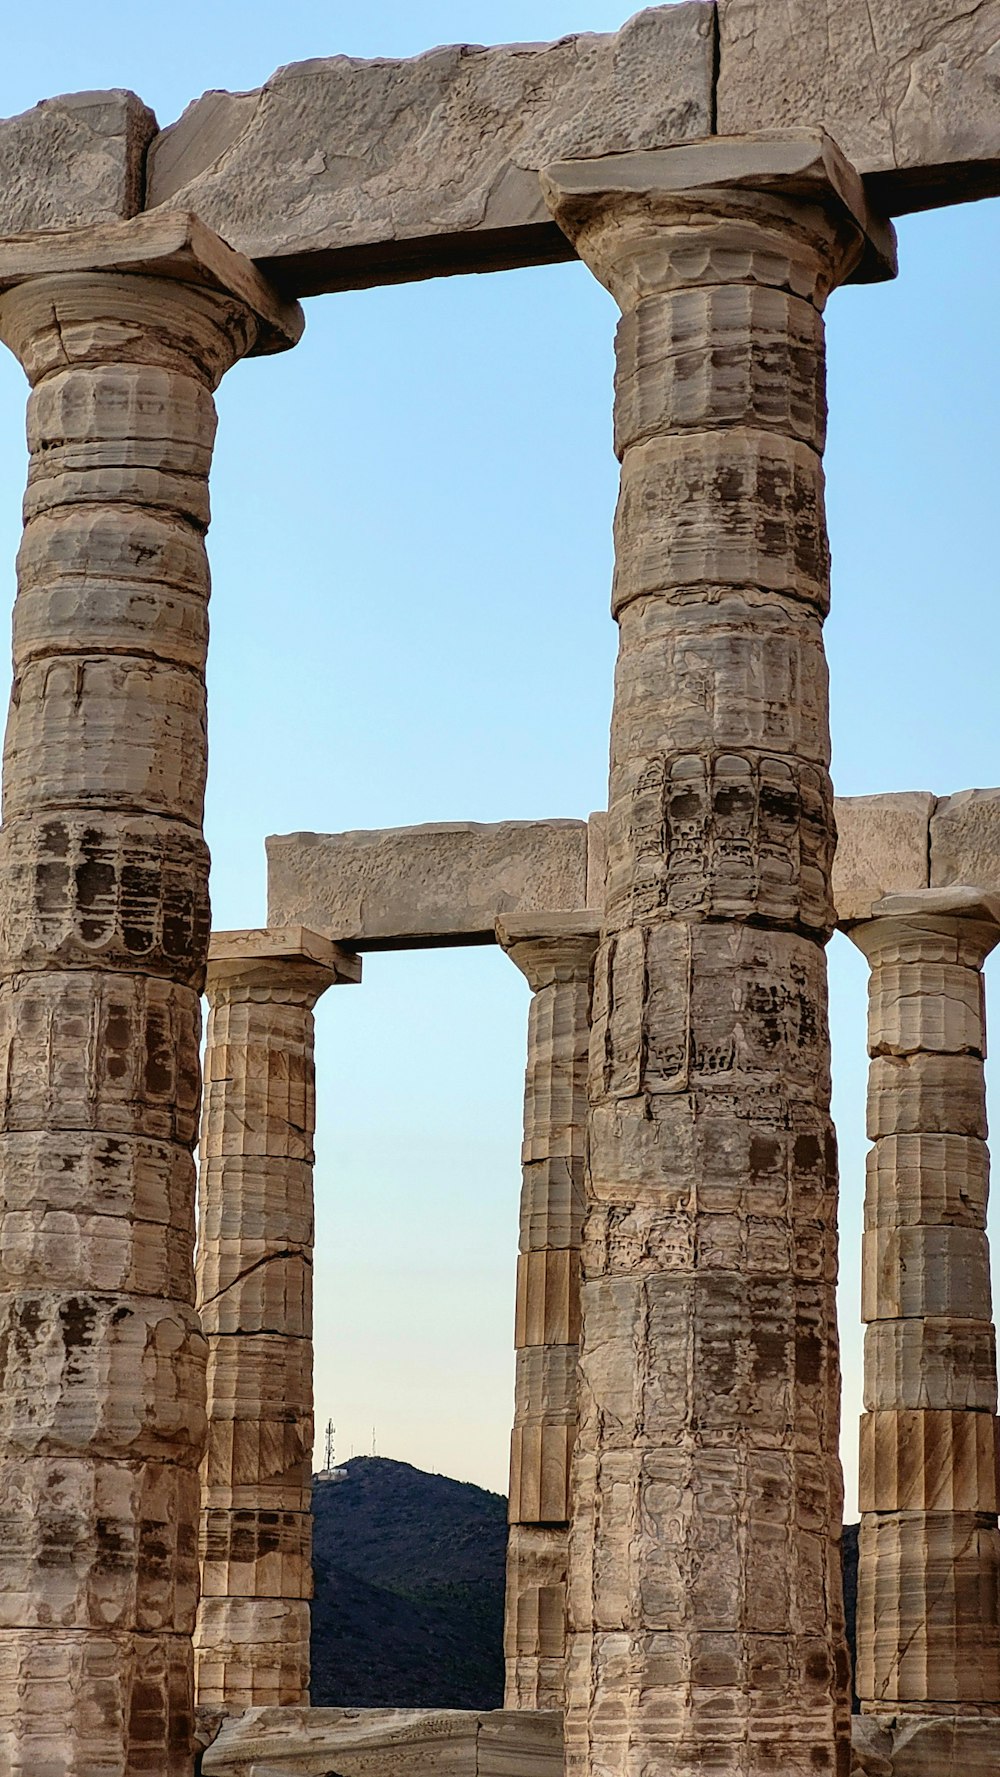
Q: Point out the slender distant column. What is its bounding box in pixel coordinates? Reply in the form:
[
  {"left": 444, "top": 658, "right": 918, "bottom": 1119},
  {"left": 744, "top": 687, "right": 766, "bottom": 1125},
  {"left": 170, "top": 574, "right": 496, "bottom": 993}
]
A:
[
  {"left": 497, "top": 913, "right": 600, "bottom": 1713},
  {"left": 846, "top": 889, "right": 1000, "bottom": 1716},
  {"left": 0, "top": 217, "right": 301, "bottom": 1777},
  {"left": 541, "top": 138, "right": 896, "bottom": 1777},
  {"left": 194, "top": 927, "right": 359, "bottom": 1710}
]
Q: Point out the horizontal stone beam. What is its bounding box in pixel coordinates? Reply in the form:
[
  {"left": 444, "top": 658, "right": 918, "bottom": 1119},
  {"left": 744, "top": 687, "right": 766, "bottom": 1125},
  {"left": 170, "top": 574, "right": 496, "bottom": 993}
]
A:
[
  {"left": 202, "top": 1707, "right": 563, "bottom": 1776},
  {"left": 135, "top": 0, "right": 1000, "bottom": 296},
  {"left": 266, "top": 820, "right": 595, "bottom": 948},
  {"left": 143, "top": 5, "right": 716, "bottom": 295},
  {"left": 717, "top": 0, "right": 1000, "bottom": 216},
  {"left": 266, "top": 794, "right": 1000, "bottom": 947}
]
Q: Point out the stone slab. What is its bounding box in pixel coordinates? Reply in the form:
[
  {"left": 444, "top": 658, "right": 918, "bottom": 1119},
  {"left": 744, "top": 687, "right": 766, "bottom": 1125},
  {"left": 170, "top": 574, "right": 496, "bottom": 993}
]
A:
[
  {"left": 202, "top": 1707, "right": 563, "bottom": 1776},
  {"left": 717, "top": 0, "right": 1000, "bottom": 215},
  {"left": 0, "top": 90, "right": 156, "bottom": 235},
  {"left": 266, "top": 822, "right": 588, "bottom": 949},
  {"left": 833, "top": 794, "right": 932, "bottom": 923},
  {"left": 930, "top": 788, "right": 1000, "bottom": 893},
  {"left": 144, "top": 6, "right": 716, "bottom": 295},
  {"left": 265, "top": 794, "right": 1000, "bottom": 948}
]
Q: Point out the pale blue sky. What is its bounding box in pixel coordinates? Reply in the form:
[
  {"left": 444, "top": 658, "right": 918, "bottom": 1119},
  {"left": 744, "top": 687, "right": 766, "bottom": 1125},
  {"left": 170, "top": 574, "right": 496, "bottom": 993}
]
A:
[{"left": 2, "top": 3, "right": 999, "bottom": 1498}]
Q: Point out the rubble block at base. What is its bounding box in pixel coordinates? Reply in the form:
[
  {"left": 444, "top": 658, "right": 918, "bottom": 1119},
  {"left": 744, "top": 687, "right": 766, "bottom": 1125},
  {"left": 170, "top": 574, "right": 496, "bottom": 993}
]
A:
[
  {"left": 851, "top": 1713, "right": 1000, "bottom": 1776},
  {"left": 201, "top": 1707, "right": 562, "bottom": 1776}
]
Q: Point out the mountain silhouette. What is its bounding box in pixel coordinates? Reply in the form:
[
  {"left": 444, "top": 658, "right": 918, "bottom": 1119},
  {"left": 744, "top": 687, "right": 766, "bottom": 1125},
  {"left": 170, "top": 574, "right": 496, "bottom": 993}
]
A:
[
  {"left": 310, "top": 1456, "right": 507, "bottom": 1709},
  {"left": 310, "top": 1456, "right": 861, "bottom": 1713}
]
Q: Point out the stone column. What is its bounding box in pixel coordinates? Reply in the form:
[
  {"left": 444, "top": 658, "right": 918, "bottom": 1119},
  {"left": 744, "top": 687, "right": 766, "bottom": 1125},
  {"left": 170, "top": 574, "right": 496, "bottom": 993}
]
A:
[
  {"left": 845, "top": 889, "right": 1000, "bottom": 1723},
  {"left": 0, "top": 215, "right": 301, "bottom": 1776},
  {"left": 194, "top": 927, "right": 359, "bottom": 1710},
  {"left": 541, "top": 138, "right": 896, "bottom": 1777},
  {"left": 496, "top": 913, "right": 600, "bottom": 1713}
]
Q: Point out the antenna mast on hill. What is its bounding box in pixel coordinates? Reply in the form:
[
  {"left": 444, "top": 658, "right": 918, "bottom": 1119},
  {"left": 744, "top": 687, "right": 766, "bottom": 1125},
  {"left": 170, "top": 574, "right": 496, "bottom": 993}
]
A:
[
  {"left": 324, "top": 1419, "right": 335, "bottom": 1472},
  {"left": 372, "top": 1425, "right": 377, "bottom": 1458}
]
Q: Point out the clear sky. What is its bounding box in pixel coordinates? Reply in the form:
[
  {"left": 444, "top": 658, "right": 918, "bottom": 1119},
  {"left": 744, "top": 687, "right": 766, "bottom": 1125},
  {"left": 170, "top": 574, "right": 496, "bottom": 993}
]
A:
[{"left": 2, "top": 3, "right": 999, "bottom": 1503}]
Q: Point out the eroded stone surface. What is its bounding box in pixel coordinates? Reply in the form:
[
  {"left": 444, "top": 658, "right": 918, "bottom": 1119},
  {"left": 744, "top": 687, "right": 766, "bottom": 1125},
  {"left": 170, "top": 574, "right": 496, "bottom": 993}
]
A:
[
  {"left": 847, "top": 899, "right": 1000, "bottom": 1714},
  {"left": 267, "top": 822, "right": 588, "bottom": 947},
  {"left": 717, "top": 0, "right": 1000, "bottom": 212},
  {"left": 195, "top": 933, "right": 353, "bottom": 1710},
  {"left": 0, "top": 222, "right": 300, "bottom": 1775},
  {"left": 543, "top": 137, "right": 868, "bottom": 1777},
  {"left": 833, "top": 793, "right": 932, "bottom": 922},
  {"left": 146, "top": 7, "right": 715, "bottom": 294},
  {"left": 202, "top": 1707, "right": 563, "bottom": 1776},
  {"left": 0, "top": 90, "right": 156, "bottom": 234},
  {"left": 931, "top": 787, "right": 1000, "bottom": 891}
]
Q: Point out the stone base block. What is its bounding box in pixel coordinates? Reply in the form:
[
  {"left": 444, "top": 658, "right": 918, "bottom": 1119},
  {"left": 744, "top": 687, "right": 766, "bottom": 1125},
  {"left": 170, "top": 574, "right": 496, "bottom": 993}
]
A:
[
  {"left": 852, "top": 1713, "right": 1000, "bottom": 1776},
  {"left": 201, "top": 1707, "right": 562, "bottom": 1776}
]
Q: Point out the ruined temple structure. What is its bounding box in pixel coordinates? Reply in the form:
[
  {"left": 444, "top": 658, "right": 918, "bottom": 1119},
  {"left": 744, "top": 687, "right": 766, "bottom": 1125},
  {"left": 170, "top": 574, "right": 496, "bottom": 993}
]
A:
[{"left": 1, "top": 4, "right": 999, "bottom": 1775}]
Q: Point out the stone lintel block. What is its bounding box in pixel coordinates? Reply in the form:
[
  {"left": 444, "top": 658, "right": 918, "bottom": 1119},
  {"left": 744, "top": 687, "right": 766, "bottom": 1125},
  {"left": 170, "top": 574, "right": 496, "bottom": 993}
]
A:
[
  {"left": 201, "top": 1706, "right": 563, "bottom": 1776},
  {"left": 931, "top": 789, "right": 1000, "bottom": 894},
  {"left": 863, "top": 1319, "right": 998, "bottom": 1416},
  {"left": 833, "top": 793, "right": 932, "bottom": 924},
  {"left": 0, "top": 91, "right": 156, "bottom": 235},
  {"left": 267, "top": 821, "right": 588, "bottom": 949},
  {"left": 717, "top": 0, "right": 1000, "bottom": 216},
  {"left": 0, "top": 210, "right": 303, "bottom": 356},
  {"left": 858, "top": 1410, "right": 1000, "bottom": 1512},
  {"left": 515, "top": 1249, "right": 580, "bottom": 1349},
  {"left": 861, "top": 1225, "right": 992, "bottom": 1324},
  {"left": 541, "top": 131, "right": 897, "bottom": 287},
  {"left": 207, "top": 925, "right": 361, "bottom": 991},
  {"left": 852, "top": 1714, "right": 1000, "bottom": 1775},
  {"left": 146, "top": 6, "right": 716, "bottom": 295}
]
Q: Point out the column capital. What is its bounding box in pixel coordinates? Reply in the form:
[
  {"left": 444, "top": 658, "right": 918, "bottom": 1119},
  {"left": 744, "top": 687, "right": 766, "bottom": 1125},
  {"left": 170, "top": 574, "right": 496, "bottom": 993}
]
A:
[
  {"left": 844, "top": 887, "right": 1000, "bottom": 970},
  {"left": 540, "top": 130, "right": 896, "bottom": 312},
  {"left": 206, "top": 925, "right": 361, "bottom": 1001},
  {"left": 0, "top": 210, "right": 303, "bottom": 354},
  {"left": 496, "top": 911, "right": 600, "bottom": 992}
]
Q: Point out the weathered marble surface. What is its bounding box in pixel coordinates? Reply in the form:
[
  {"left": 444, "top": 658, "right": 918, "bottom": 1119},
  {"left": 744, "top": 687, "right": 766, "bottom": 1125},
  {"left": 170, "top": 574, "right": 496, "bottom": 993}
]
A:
[
  {"left": 542, "top": 131, "right": 888, "bottom": 1777},
  {"left": 718, "top": 0, "right": 1000, "bottom": 213},
  {"left": 852, "top": 1712, "right": 1000, "bottom": 1775},
  {"left": 847, "top": 892, "right": 1000, "bottom": 1715},
  {"left": 497, "top": 914, "right": 598, "bottom": 1711},
  {"left": 267, "top": 822, "right": 590, "bottom": 947},
  {"left": 0, "top": 222, "right": 300, "bottom": 1776},
  {"left": 145, "top": 5, "right": 716, "bottom": 293},
  {"left": 196, "top": 929, "right": 357, "bottom": 1711},
  {"left": 202, "top": 1707, "right": 562, "bottom": 1776},
  {"left": 0, "top": 90, "right": 155, "bottom": 234},
  {"left": 267, "top": 789, "right": 1000, "bottom": 950},
  {"left": 137, "top": 0, "right": 1000, "bottom": 295}
]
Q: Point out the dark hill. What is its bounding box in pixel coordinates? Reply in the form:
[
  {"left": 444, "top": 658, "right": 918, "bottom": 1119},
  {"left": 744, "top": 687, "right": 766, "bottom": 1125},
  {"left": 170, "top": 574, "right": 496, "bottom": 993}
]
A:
[
  {"left": 310, "top": 1457, "right": 861, "bottom": 1713},
  {"left": 310, "top": 1456, "right": 507, "bottom": 1709}
]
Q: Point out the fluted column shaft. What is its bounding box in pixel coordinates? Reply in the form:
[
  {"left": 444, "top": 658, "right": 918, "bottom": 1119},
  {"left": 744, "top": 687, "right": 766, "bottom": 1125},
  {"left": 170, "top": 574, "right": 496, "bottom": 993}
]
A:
[
  {"left": 497, "top": 913, "right": 600, "bottom": 1713},
  {"left": 541, "top": 139, "right": 895, "bottom": 1777},
  {"left": 0, "top": 220, "right": 301, "bottom": 1777},
  {"left": 194, "top": 928, "right": 358, "bottom": 1711},
  {"left": 846, "top": 890, "right": 1000, "bottom": 1715}
]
